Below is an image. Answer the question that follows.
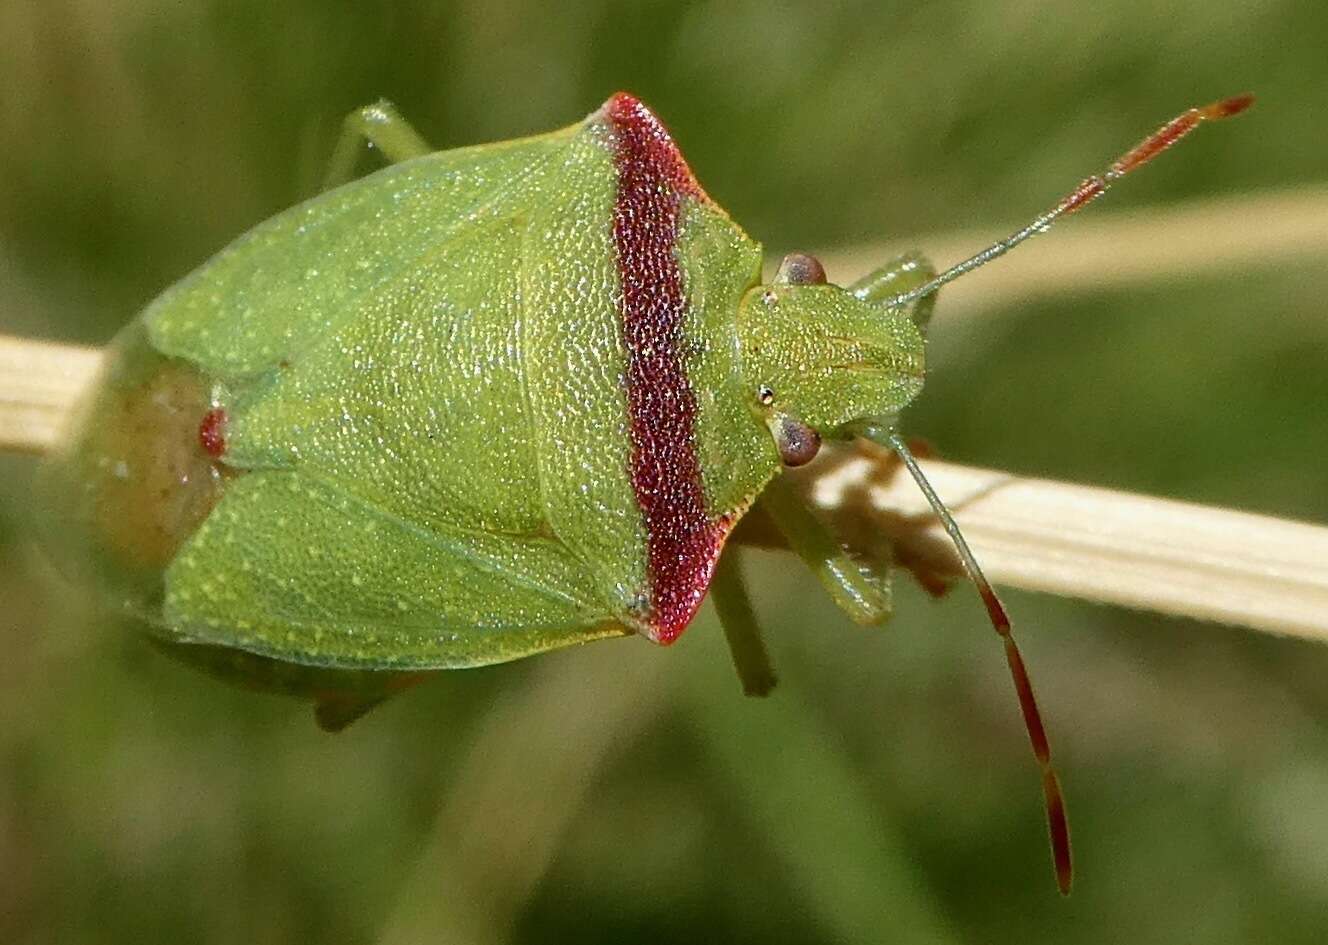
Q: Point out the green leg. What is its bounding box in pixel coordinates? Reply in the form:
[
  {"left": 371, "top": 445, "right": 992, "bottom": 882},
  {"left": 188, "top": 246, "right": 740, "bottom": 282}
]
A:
[
  {"left": 759, "top": 474, "right": 894, "bottom": 625},
  {"left": 710, "top": 547, "right": 777, "bottom": 697},
  {"left": 323, "top": 100, "right": 434, "bottom": 190},
  {"left": 848, "top": 251, "right": 938, "bottom": 332}
]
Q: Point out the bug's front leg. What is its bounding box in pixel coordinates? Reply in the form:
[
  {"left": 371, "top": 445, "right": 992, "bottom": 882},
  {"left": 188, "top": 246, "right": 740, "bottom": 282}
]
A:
[
  {"left": 710, "top": 547, "right": 777, "bottom": 697},
  {"left": 322, "top": 100, "right": 434, "bottom": 190},
  {"left": 848, "top": 251, "right": 938, "bottom": 332},
  {"left": 758, "top": 473, "right": 894, "bottom": 625}
]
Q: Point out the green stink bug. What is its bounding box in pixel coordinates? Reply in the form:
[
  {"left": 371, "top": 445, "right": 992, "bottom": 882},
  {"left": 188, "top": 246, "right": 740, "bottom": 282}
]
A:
[{"left": 37, "top": 91, "right": 1253, "bottom": 894}]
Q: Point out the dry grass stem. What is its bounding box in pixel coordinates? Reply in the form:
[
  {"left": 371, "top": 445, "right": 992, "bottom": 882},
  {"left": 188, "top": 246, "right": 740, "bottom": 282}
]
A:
[
  {"left": 0, "top": 334, "right": 101, "bottom": 453},
  {"left": 812, "top": 452, "right": 1328, "bottom": 641}
]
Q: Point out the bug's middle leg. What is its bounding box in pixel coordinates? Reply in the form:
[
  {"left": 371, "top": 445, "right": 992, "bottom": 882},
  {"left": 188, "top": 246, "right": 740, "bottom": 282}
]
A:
[
  {"left": 710, "top": 546, "right": 778, "bottom": 697},
  {"left": 758, "top": 473, "right": 894, "bottom": 626},
  {"left": 323, "top": 100, "right": 434, "bottom": 190}
]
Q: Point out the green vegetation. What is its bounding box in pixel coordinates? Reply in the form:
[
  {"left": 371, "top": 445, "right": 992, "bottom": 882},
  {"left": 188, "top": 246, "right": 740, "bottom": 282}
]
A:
[{"left": 2, "top": 1, "right": 1326, "bottom": 942}]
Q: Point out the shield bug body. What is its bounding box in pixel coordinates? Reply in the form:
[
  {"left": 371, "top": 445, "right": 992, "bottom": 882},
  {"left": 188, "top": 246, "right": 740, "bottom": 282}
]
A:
[{"left": 38, "top": 91, "right": 1253, "bottom": 893}]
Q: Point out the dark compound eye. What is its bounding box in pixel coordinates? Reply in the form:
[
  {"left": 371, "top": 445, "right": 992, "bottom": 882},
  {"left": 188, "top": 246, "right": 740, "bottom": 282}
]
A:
[
  {"left": 774, "top": 252, "right": 827, "bottom": 286},
  {"left": 773, "top": 415, "right": 821, "bottom": 467},
  {"left": 757, "top": 385, "right": 775, "bottom": 406}
]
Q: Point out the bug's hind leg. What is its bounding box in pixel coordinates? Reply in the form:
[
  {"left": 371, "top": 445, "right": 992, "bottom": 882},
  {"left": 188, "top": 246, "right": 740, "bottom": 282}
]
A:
[
  {"left": 148, "top": 635, "right": 429, "bottom": 732},
  {"left": 312, "top": 671, "right": 428, "bottom": 732},
  {"left": 758, "top": 474, "right": 894, "bottom": 626},
  {"left": 710, "top": 546, "right": 777, "bottom": 697},
  {"left": 848, "top": 251, "right": 938, "bottom": 332},
  {"left": 323, "top": 100, "right": 434, "bottom": 190}
]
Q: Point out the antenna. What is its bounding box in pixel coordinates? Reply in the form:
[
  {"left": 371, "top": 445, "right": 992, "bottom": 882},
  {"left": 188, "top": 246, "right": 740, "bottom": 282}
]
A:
[
  {"left": 880, "top": 430, "right": 1073, "bottom": 895},
  {"left": 885, "top": 93, "right": 1254, "bottom": 310}
]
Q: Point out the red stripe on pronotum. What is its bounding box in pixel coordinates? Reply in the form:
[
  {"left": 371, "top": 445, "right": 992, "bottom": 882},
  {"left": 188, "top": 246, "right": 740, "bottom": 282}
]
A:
[{"left": 605, "top": 92, "right": 727, "bottom": 643}]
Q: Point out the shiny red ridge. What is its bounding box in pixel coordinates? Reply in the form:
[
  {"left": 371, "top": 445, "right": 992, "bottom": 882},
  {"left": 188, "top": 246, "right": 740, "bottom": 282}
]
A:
[
  {"left": 198, "top": 407, "right": 227, "bottom": 459},
  {"left": 605, "top": 92, "right": 727, "bottom": 644}
]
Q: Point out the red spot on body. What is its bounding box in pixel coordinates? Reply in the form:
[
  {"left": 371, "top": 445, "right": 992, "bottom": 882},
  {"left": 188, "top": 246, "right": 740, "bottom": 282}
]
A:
[
  {"left": 198, "top": 407, "right": 228, "bottom": 459},
  {"left": 604, "top": 92, "right": 726, "bottom": 644}
]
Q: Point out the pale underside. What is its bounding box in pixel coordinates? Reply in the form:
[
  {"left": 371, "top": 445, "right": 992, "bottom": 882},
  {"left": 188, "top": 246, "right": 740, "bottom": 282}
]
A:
[{"left": 142, "top": 112, "right": 767, "bottom": 669}]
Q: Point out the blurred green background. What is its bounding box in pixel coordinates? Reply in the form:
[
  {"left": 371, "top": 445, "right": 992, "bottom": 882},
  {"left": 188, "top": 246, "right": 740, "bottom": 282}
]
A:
[{"left": 3, "top": 1, "right": 1327, "bottom": 942}]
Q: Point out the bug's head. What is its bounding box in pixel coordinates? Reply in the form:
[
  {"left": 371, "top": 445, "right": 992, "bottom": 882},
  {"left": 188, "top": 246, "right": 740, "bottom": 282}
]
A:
[{"left": 737, "top": 253, "right": 926, "bottom": 467}]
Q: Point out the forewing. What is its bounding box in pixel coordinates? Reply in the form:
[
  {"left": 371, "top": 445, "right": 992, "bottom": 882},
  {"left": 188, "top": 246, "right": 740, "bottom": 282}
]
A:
[
  {"left": 145, "top": 131, "right": 573, "bottom": 377},
  {"left": 519, "top": 121, "right": 650, "bottom": 617},
  {"left": 163, "top": 471, "right": 626, "bottom": 670}
]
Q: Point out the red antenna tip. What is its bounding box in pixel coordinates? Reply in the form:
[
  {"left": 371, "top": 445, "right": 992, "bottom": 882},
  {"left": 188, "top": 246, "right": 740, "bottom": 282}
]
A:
[
  {"left": 1205, "top": 92, "right": 1255, "bottom": 119},
  {"left": 1045, "top": 769, "right": 1074, "bottom": 895}
]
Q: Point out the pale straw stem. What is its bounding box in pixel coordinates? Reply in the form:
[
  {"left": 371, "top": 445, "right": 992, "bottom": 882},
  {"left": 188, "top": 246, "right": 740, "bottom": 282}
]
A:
[{"left": 811, "top": 454, "right": 1328, "bottom": 641}]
